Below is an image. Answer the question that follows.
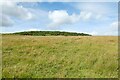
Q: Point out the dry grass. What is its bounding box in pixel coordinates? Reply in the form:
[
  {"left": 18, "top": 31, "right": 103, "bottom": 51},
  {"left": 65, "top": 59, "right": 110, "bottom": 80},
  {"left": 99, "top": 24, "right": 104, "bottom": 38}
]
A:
[{"left": 2, "top": 35, "right": 118, "bottom": 78}]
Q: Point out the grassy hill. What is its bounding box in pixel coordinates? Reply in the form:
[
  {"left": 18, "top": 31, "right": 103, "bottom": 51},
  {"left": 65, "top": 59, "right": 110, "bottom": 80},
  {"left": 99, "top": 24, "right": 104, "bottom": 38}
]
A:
[
  {"left": 7, "top": 31, "right": 92, "bottom": 36},
  {"left": 2, "top": 35, "right": 118, "bottom": 78}
]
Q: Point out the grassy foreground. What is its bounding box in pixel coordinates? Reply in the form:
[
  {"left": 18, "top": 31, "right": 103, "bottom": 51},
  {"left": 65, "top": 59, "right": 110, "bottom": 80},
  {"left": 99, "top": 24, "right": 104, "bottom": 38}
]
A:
[{"left": 2, "top": 35, "right": 118, "bottom": 78}]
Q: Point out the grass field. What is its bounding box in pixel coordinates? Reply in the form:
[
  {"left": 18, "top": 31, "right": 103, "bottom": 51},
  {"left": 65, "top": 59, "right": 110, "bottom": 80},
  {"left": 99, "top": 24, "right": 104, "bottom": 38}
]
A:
[{"left": 2, "top": 35, "right": 118, "bottom": 78}]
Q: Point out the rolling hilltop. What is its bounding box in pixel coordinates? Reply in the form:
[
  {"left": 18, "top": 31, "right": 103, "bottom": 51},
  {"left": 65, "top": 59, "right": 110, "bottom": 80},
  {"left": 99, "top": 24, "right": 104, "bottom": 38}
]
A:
[{"left": 6, "top": 31, "right": 92, "bottom": 36}]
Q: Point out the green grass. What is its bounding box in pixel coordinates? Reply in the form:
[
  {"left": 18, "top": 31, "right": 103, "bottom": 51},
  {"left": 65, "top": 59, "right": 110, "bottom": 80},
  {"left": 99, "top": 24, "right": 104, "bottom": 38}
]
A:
[
  {"left": 2, "top": 35, "right": 118, "bottom": 78},
  {"left": 0, "top": 34, "right": 2, "bottom": 79}
]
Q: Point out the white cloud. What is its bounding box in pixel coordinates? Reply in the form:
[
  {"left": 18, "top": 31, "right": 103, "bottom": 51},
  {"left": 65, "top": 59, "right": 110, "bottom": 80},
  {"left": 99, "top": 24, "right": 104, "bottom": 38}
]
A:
[
  {"left": 27, "top": 28, "right": 39, "bottom": 31},
  {"left": 79, "top": 11, "right": 92, "bottom": 20},
  {"left": 96, "top": 21, "right": 118, "bottom": 36},
  {"left": 95, "top": 14, "right": 102, "bottom": 19},
  {"left": 111, "top": 21, "right": 118, "bottom": 27},
  {"left": 0, "top": 1, "right": 34, "bottom": 27},
  {"left": 48, "top": 10, "right": 79, "bottom": 28},
  {"left": 48, "top": 10, "right": 104, "bottom": 28},
  {"left": 48, "top": 10, "right": 94, "bottom": 28},
  {"left": 74, "top": 2, "right": 117, "bottom": 20},
  {"left": 110, "top": 21, "right": 118, "bottom": 31},
  {"left": 0, "top": 14, "right": 14, "bottom": 26},
  {"left": 24, "top": 8, "right": 48, "bottom": 21},
  {"left": 76, "top": 3, "right": 109, "bottom": 15}
]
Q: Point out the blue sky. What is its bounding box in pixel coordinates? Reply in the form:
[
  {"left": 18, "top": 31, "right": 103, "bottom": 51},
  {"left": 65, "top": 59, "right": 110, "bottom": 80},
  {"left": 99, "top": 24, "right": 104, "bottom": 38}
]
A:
[{"left": 1, "top": 1, "right": 118, "bottom": 35}]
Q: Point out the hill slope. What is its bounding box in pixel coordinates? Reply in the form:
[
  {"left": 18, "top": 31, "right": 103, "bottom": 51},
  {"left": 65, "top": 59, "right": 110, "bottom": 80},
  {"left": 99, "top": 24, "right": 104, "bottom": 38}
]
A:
[{"left": 2, "top": 35, "right": 118, "bottom": 78}]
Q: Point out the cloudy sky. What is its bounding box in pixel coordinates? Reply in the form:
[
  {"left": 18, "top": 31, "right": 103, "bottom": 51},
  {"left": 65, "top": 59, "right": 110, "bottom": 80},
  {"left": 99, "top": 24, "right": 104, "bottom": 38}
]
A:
[{"left": 0, "top": 0, "right": 119, "bottom": 35}]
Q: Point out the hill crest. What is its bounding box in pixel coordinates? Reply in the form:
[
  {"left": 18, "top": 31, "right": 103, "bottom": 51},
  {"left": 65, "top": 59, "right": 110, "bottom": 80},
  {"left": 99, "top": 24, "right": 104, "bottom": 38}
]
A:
[{"left": 4, "top": 31, "right": 92, "bottom": 36}]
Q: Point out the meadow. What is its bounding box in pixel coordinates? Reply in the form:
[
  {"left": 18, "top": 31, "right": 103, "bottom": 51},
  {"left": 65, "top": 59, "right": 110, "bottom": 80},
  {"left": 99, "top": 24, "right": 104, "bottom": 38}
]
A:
[{"left": 2, "top": 35, "right": 118, "bottom": 78}]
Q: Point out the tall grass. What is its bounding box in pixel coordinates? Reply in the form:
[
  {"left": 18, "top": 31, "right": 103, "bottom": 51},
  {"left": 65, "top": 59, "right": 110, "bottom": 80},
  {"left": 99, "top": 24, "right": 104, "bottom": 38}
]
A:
[{"left": 2, "top": 35, "right": 118, "bottom": 78}]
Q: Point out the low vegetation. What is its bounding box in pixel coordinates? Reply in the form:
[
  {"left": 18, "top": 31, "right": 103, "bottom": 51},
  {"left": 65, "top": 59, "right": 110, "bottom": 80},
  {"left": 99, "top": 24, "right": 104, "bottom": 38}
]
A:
[
  {"left": 2, "top": 35, "right": 118, "bottom": 78},
  {"left": 10, "top": 31, "right": 92, "bottom": 36}
]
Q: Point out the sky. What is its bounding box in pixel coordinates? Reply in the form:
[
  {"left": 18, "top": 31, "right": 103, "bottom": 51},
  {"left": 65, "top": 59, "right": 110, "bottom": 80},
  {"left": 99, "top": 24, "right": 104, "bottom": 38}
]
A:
[{"left": 0, "top": 0, "right": 119, "bottom": 36}]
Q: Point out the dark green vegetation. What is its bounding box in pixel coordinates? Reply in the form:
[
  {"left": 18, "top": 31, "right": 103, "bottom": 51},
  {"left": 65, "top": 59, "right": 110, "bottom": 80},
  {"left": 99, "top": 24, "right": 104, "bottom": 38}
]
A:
[
  {"left": 11, "top": 31, "right": 91, "bottom": 36},
  {"left": 2, "top": 35, "right": 118, "bottom": 78}
]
